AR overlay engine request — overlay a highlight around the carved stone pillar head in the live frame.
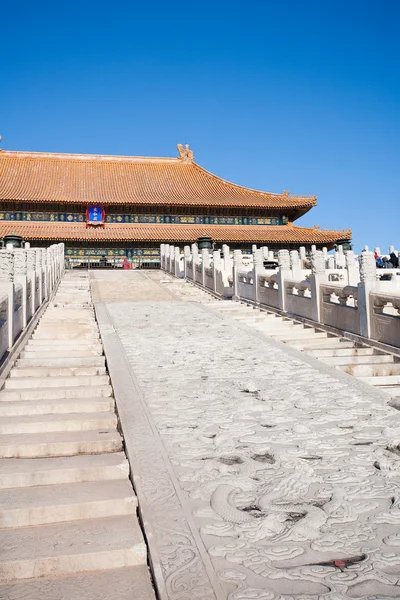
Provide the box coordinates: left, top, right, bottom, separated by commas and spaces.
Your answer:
13, 249, 27, 276
35, 249, 42, 269
184, 245, 191, 257
310, 250, 325, 275
359, 251, 376, 283
213, 250, 221, 267
0, 250, 14, 282
290, 250, 300, 268
253, 249, 263, 266
26, 249, 36, 272
345, 250, 355, 267
233, 249, 243, 267
278, 249, 290, 271
201, 248, 210, 267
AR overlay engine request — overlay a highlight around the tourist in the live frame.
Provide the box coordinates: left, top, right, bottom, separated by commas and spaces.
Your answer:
390, 252, 399, 268
375, 251, 383, 268
123, 257, 130, 270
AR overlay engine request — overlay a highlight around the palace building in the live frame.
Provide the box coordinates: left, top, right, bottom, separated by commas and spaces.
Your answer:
0, 143, 351, 265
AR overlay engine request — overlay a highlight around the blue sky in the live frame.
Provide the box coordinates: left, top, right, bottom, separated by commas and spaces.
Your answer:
1, 0, 399, 252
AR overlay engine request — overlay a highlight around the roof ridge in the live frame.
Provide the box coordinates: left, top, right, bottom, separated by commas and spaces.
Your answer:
192, 162, 317, 202
0, 150, 181, 164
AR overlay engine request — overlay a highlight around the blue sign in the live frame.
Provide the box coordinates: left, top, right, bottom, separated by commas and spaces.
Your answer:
86, 205, 104, 226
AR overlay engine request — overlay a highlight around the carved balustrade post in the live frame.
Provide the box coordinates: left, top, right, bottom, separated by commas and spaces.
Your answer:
232, 250, 243, 301
174, 247, 182, 278
41, 248, 48, 300
0, 250, 15, 349
253, 249, 264, 306
212, 250, 221, 294
47, 247, 54, 296
201, 248, 210, 288
322, 247, 328, 267
309, 250, 326, 323
345, 250, 358, 286
358, 251, 376, 338
290, 250, 301, 280
192, 243, 199, 269
277, 249, 291, 312
13, 249, 28, 329
183, 245, 191, 279
169, 246, 175, 276
160, 244, 166, 270
299, 246, 306, 268
222, 244, 231, 275
252, 244, 257, 255
58, 243, 65, 279
35, 248, 43, 304
261, 246, 269, 260
26, 248, 37, 315
164, 244, 170, 273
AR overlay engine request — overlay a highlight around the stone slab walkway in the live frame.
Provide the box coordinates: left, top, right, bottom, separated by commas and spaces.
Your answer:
95, 272, 400, 600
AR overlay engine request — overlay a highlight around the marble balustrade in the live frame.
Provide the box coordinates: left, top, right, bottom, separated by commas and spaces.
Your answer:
0, 243, 64, 359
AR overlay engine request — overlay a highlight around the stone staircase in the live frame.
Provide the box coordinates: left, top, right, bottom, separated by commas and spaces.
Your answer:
164, 279, 400, 400
212, 302, 400, 397
0, 272, 155, 599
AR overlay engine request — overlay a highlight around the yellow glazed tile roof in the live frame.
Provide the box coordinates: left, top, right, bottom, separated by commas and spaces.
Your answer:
0, 146, 317, 210
0, 221, 351, 244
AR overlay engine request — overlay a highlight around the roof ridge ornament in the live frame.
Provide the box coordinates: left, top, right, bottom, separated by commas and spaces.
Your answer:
177, 143, 194, 162
0, 135, 2, 151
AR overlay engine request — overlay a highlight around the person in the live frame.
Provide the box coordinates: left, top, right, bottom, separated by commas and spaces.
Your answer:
390, 252, 399, 268
123, 257, 130, 270
382, 257, 392, 268
375, 251, 383, 268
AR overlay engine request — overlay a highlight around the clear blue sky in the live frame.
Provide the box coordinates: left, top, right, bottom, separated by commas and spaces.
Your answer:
1, 0, 399, 252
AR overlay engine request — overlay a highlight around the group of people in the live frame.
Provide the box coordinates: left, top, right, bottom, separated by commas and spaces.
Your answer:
374, 251, 399, 269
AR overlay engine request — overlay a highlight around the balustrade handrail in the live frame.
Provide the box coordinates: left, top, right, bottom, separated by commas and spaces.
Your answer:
161, 243, 400, 349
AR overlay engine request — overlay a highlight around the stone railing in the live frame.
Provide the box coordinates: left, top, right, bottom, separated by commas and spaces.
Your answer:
161, 244, 400, 349
0, 243, 64, 361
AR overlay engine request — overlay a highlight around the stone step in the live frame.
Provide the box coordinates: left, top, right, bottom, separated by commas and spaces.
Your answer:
305, 346, 375, 357
360, 375, 400, 386
232, 315, 270, 322
0, 397, 114, 417
0, 515, 146, 582
0, 412, 117, 434
36, 325, 99, 335
51, 302, 92, 309
27, 338, 102, 347
321, 354, 394, 366
16, 356, 106, 368
0, 430, 122, 458
21, 348, 103, 358
54, 297, 91, 304
0, 566, 156, 599
248, 320, 301, 330
5, 374, 110, 389
341, 363, 400, 377
270, 330, 328, 341
0, 452, 129, 489
43, 309, 95, 320
0, 479, 136, 528
10, 365, 107, 378
291, 339, 354, 350
0, 384, 113, 401
32, 331, 100, 340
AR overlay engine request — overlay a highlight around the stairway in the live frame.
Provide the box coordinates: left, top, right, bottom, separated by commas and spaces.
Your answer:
162, 278, 400, 400
0, 272, 155, 599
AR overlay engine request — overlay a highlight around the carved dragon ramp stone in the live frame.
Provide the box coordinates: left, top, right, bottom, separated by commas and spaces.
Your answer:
97, 293, 400, 600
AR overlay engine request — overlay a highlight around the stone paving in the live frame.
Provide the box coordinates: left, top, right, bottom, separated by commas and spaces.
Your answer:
96, 271, 400, 600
